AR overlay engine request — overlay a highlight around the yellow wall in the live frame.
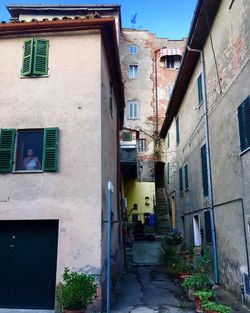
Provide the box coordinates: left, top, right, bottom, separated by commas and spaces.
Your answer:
123, 179, 155, 223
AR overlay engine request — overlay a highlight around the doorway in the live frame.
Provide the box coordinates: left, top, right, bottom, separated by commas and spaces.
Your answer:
0, 220, 59, 309
193, 215, 201, 246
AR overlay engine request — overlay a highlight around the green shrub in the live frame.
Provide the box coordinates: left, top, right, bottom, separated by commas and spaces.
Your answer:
194, 249, 211, 274
160, 240, 179, 265
194, 290, 214, 302
165, 232, 183, 245
170, 259, 192, 274
182, 273, 212, 291
202, 301, 232, 313
56, 267, 97, 311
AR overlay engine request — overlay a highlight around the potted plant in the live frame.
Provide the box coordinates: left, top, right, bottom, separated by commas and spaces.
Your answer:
193, 290, 215, 313
165, 232, 183, 246
202, 301, 232, 313
182, 273, 212, 300
56, 267, 97, 313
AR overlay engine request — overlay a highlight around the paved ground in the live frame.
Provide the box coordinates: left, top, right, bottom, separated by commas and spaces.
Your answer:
111, 266, 195, 313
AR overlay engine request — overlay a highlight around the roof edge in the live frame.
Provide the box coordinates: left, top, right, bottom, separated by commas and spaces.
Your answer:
160, 0, 221, 138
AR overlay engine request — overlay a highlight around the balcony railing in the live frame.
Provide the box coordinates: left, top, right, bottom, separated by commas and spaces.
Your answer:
120, 148, 137, 164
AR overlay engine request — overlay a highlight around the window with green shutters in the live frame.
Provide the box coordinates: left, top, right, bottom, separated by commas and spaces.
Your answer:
42, 128, 59, 171
0, 129, 16, 172
0, 128, 58, 173
21, 38, 49, 76
167, 162, 170, 184
204, 210, 213, 244
201, 144, 208, 197
197, 73, 203, 106
238, 96, 250, 152
122, 132, 132, 141
167, 132, 170, 148
179, 167, 183, 192
184, 164, 189, 191
176, 116, 180, 144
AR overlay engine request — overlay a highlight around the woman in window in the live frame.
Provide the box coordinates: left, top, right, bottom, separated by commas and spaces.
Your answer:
23, 148, 41, 171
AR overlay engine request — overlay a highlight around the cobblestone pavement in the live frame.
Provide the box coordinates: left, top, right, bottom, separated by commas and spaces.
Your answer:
111, 266, 195, 313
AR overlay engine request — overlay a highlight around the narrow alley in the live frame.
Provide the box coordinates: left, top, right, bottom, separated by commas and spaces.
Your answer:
111, 265, 250, 313
111, 266, 194, 313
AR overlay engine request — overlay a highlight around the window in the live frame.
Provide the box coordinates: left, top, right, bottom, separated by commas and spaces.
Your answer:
138, 139, 146, 152
109, 81, 113, 118
197, 73, 204, 105
15, 130, 43, 171
122, 132, 132, 141
167, 132, 170, 148
165, 55, 182, 69
176, 116, 180, 144
193, 215, 201, 246
238, 96, 250, 152
179, 167, 183, 192
201, 144, 208, 197
129, 65, 138, 79
0, 128, 59, 173
167, 85, 174, 99
21, 38, 49, 76
127, 100, 139, 119
204, 211, 213, 244
167, 162, 170, 184
184, 164, 189, 191
128, 45, 138, 55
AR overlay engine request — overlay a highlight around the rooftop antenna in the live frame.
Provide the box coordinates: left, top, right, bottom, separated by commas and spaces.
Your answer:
131, 13, 137, 28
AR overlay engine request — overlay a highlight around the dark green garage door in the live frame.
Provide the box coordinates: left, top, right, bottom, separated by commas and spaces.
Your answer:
0, 220, 58, 309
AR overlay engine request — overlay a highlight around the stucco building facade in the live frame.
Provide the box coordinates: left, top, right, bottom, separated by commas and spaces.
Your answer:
161, 0, 250, 302
120, 29, 186, 227
0, 5, 124, 311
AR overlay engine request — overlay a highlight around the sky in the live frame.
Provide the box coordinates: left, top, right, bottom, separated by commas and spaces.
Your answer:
0, 0, 197, 39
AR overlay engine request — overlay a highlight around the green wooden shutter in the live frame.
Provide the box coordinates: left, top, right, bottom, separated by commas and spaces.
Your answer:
176, 117, 180, 144
198, 73, 203, 105
201, 144, 208, 197
167, 133, 170, 148
22, 39, 34, 76
179, 167, 183, 192
204, 210, 213, 243
122, 132, 132, 141
33, 39, 49, 75
238, 96, 250, 152
167, 162, 170, 184
184, 164, 189, 190
42, 128, 59, 172
0, 129, 16, 173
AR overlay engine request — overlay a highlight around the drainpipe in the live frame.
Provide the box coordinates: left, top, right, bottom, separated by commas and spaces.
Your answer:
154, 48, 161, 134
107, 181, 113, 313
187, 46, 219, 285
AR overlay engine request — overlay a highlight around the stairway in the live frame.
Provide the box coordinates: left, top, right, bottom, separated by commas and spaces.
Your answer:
124, 245, 133, 271
155, 187, 171, 235
144, 224, 156, 235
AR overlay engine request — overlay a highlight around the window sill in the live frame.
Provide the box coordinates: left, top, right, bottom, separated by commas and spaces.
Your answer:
12, 170, 43, 174
127, 117, 139, 120
240, 146, 250, 157
20, 75, 49, 79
